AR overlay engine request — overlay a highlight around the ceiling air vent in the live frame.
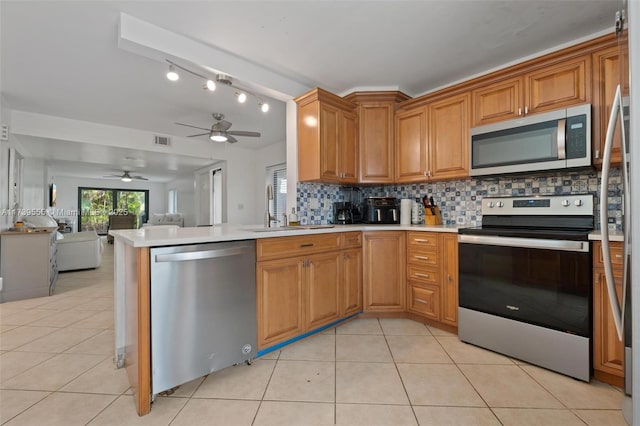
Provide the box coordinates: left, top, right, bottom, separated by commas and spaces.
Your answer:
154, 135, 171, 147
1, 124, 8, 141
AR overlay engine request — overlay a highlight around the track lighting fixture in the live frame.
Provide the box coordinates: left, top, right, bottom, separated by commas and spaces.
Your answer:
166, 65, 179, 81
164, 59, 270, 113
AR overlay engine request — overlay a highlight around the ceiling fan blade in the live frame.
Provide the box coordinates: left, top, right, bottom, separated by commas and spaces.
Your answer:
132, 176, 149, 181
226, 135, 238, 143
175, 122, 210, 131
187, 132, 210, 137
217, 120, 232, 131
102, 175, 121, 178
228, 130, 261, 137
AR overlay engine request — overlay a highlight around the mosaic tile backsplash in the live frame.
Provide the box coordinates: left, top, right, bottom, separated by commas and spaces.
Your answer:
296, 168, 623, 229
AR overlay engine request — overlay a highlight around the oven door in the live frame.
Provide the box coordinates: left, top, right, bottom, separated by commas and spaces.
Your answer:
458, 234, 592, 337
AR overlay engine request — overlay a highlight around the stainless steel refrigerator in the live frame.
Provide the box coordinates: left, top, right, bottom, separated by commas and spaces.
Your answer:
600, 1, 638, 423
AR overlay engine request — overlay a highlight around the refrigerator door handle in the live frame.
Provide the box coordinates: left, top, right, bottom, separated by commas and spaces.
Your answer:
600, 84, 625, 341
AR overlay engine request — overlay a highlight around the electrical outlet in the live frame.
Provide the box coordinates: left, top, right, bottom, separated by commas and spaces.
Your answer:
608, 218, 616, 232
0, 277, 3, 292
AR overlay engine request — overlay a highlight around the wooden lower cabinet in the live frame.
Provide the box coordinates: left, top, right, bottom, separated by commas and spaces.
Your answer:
440, 234, 459, 326
257, 233, 362, 349
256, 257, 306, 348
341, 247, 363, 316
306, 251, 341, 330
592, 240, 625, 386
363, 231, 406, 312
405, 232, 459, 328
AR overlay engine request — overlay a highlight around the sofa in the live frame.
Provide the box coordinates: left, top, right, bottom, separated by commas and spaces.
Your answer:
143, 213, 184, 227
57, 231, 103, 272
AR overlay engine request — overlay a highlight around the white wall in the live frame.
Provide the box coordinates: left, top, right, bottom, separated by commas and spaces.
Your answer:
52, 175, 166, 232
164, 174, 196, 227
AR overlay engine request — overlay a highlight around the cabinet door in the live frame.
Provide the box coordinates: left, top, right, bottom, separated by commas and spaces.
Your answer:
525, 56, 590, 114
306, 251, 341, 330
340, 110, 359, 183
593, 269, 624, 378
429, 93, 470, 180
395, 107, 428, 182
363, 231, 406, 312
257, 257, 305, 349
341, 248, 363, 317
319, 103, 341, 182
440, 234, 459, 326
359, 103, 395, 183
472, 77, 523, 126
592, 44, 628, 167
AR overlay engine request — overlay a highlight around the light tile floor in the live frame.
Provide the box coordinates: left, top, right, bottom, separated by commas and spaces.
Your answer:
0, 241, 629, 425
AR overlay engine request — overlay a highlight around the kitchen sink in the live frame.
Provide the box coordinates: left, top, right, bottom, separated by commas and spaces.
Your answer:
247, 225, 335, 232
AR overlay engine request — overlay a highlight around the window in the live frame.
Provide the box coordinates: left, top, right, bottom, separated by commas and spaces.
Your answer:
78, 187, 149, 234
266, 163, 287, 222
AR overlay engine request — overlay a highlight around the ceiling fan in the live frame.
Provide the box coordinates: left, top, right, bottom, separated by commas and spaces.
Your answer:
175, 113, 261, 143
103, 171, 149, 182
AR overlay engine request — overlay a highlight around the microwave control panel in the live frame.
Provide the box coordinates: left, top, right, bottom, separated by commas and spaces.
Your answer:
566, 114, 587, 159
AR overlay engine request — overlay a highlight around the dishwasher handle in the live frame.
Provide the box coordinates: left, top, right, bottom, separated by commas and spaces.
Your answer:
155, 246, 252, 263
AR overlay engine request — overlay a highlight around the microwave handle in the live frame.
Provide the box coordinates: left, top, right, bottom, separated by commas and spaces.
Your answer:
557, 118, 566, 160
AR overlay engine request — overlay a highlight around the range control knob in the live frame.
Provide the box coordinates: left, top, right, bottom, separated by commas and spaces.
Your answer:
561, 199, 571, 207
487, 201, 495, 208
574, 199, 583, 207
496, 201, 505, 208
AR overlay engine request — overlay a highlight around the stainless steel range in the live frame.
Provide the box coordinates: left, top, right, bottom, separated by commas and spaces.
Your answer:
458, 194, 594, 381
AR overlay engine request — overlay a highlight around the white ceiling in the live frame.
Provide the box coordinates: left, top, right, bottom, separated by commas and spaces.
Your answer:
0, 1, 618, 181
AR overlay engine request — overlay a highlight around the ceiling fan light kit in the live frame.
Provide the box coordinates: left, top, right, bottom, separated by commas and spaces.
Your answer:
103, 171, 149, 181
175, 113, 261, 144
165, 60, 268, 113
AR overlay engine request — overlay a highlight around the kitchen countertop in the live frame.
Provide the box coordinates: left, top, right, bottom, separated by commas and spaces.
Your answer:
109, 223, 460, 247
109, 223, 623, 247
588, 230, 625, 242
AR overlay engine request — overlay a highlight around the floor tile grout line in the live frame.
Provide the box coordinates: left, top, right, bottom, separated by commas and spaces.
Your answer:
380, 318, 420, 426
0, 389, 51, 425
514, 362, 574, 411
250, 350, 280, 426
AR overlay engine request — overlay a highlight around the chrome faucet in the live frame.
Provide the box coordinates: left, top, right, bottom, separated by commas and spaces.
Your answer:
264, 184, 276, 227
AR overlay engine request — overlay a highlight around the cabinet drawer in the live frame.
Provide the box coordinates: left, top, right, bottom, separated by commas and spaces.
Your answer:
407, 264, 439, 285
593, 241, 624, 269
341, 232, 362, 249
407, 232, 438, 248
407, 249, 438, 267
257, 233, 341, 261
407, 283, 440, 320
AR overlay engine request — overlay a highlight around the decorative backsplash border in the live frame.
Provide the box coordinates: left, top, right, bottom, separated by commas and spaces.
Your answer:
297, 168, 623, 229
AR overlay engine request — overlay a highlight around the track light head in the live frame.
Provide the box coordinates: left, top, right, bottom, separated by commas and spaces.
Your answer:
205, 80, 216, 91
166, 65, 179, 81
236, 92, 247, 103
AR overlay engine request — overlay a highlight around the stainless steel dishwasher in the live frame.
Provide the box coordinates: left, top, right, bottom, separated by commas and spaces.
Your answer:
150, 240, 256, 395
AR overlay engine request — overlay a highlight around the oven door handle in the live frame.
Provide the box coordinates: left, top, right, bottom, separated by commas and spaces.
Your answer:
458, 234, 589, 252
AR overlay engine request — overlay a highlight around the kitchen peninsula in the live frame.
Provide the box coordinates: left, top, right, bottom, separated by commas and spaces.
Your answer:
110, 223, 458, 415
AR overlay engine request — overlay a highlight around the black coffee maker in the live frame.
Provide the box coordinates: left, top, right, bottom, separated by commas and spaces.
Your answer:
334, 201, 356, 224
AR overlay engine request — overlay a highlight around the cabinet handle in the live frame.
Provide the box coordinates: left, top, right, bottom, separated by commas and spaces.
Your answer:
448, 274, 452, 283
595, 149, 600, 159
525, 106, 529, 115
300, 243, 314, 248
415, 298, 428, 304
415, 255, 430, 260
415, 273, 430, 278
343, 253, 350, 260
428, 171, 432, 177
414, 238, 430, 243
518, 107, 522, 116
615, 254, 623, 258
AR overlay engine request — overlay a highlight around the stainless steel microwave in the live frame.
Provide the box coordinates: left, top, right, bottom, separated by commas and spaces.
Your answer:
469, 104, 591, 177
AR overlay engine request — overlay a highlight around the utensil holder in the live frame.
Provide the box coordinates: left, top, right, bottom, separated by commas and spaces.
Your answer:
424, 206, 443, 225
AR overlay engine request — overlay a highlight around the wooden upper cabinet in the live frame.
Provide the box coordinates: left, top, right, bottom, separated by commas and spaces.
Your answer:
295, 88, 357, 183
345, 91, 411, 184
395, 107, 428, 182
472, 77, 522, 126
429, 93, 470, 181
525, 55, 590, 114
471, 55, 590, 127
592, 42, 628, 167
